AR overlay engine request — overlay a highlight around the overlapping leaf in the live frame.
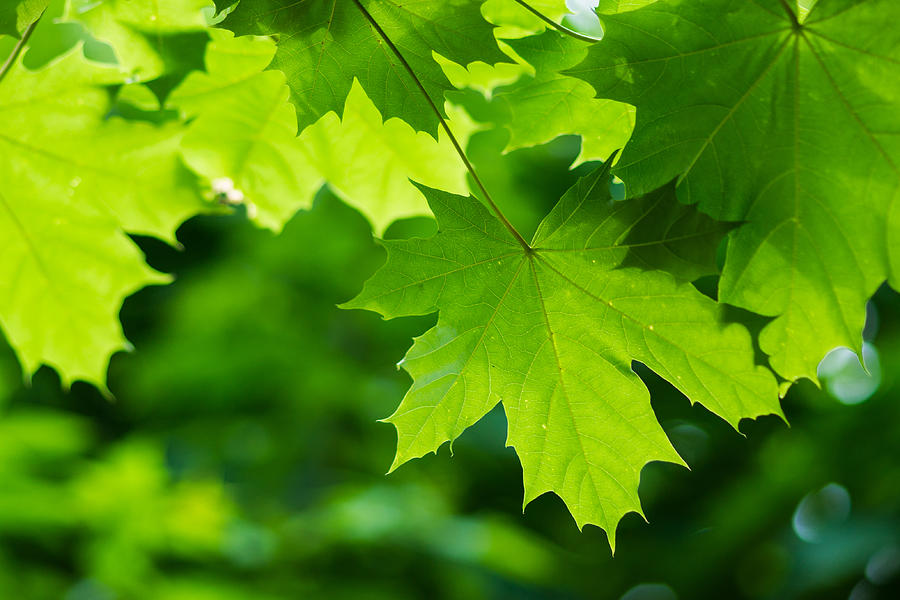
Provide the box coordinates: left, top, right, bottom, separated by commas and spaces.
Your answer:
298, 86, 472, 234
168, 30, 470, 234
436, 0, 591, 98
489, 31, 634, 165
216, 0, 509, 135
345, 162, 780, 547
567, 0, 900, 382
482, 0, 570, 37
66, 0, 210, 83
442, 6, 634, 165
168, 30, 323, 230
0, 47, 202, 387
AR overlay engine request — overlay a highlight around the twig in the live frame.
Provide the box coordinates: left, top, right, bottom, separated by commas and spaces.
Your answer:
511, 0, 600, 43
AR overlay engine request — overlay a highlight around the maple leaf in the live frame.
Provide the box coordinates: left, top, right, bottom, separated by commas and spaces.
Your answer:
566, 0, 900, 383
344, 161, 780, 548
0, 47, 202, 388
168, 29, 470, 234
217, 0, 510, 135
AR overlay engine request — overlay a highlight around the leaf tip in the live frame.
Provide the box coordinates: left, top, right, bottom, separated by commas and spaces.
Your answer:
385, 449, 404, 475
605, 526, 617, 556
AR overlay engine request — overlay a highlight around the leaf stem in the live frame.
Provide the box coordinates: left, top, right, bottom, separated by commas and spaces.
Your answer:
0, 10, 44, 86
349, 0, 531, 250
511, 0, 600, 43
777, 0, 802, 29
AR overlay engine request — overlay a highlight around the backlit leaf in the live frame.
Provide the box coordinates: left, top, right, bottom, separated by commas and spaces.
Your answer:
345, 161, 780, 548
567, 0, 900, 382
0, 48, 201, 387
217, 0, 509, 135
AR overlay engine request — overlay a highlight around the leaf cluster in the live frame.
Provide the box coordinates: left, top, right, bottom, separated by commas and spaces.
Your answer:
1, 0, 897, 547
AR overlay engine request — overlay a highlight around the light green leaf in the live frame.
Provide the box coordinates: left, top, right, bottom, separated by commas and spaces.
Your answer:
567, 0, 900, 383
168, 30, 322, 231
437, 48, 530, 99
300, 83, 472, 235
0, 47, 202, 388
595, 0, 657, 14
494, 31, 634, 165
217, 0, 509, 135
436, 0, 574, 97
797, 0, 819, 21
169, 30, 470, 234
482, 0, 571, 38
65, 0, 210, 82
345, 162, 779, 548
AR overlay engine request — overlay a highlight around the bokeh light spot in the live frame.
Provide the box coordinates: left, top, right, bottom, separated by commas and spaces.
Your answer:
620, 583, 678, 600
865, 545, 900, 585
817, 343, 881, 405
792, 483, 851, 543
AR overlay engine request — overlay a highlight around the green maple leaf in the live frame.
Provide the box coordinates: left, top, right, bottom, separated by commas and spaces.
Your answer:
217, 0, 509, 135
0, 0, 48, 37
0, 47, 202, 388
566, 0, 900, 383
169, 29, 471, 234
345, 161, 780, 548
490, 31, 634, 166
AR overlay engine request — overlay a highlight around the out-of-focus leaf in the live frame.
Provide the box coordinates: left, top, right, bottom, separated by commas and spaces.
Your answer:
482, 0, 570, 37
65, 0, 210, 82
596, 0, 657, 14
168, 30, 322, 231
169, 30, 470, 234
0, 48, 201, 387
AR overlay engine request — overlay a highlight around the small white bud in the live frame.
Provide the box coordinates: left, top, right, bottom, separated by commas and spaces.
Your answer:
225, 188, 245, 204
211, 177, 235, 195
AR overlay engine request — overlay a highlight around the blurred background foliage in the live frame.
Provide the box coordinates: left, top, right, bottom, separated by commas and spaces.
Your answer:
0, 130, 898, 599
1, 1, 899, 598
